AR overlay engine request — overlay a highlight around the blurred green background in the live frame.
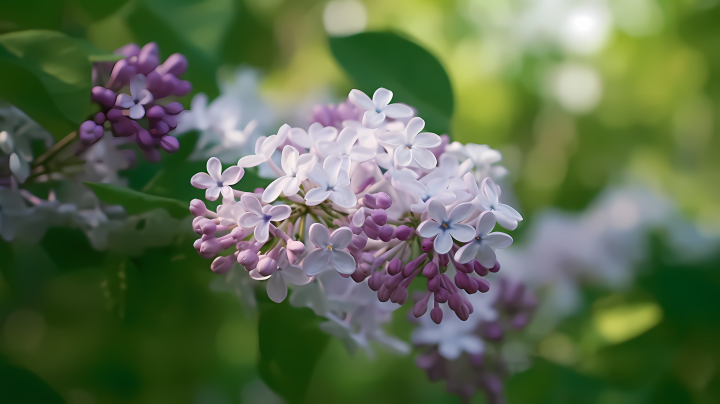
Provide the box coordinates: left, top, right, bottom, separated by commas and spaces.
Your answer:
1, 0, 720, 403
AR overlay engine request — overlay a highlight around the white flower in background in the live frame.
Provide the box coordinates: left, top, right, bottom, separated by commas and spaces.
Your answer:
267, 248, 312, 303
418, 200, 476, 254
191, 157, 244, 201
420, 153, 474, 190
262, 146, 316, 203
238, 194, 291, 243
237, 135, 281, 168
398, 178, 456, 213
8, 153, 30, 183
469, 175, 523, 230
302, 224, 355, 275
445, 142, 507, 181
455, 211, 513, 267
305, 155, 356, 208
115, 74, 153, 119
378, 117, 441, 169
289, 122, 337, 149
349, 87, 413, 128
317, 126, 376, 170
375, 149, 419, 184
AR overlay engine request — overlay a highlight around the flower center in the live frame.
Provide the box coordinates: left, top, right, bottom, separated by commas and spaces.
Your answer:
327, 245, 333, 250
405, 146, 410, 150
475, 236, 481, 241
216, 181, 224, 187
133, 99, 139, 104
442, 223, 448, 228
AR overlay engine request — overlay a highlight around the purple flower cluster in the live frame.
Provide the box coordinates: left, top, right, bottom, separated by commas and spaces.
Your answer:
415, 278, 537, 404
310, 99, 364, 130
81, 42, 190, 161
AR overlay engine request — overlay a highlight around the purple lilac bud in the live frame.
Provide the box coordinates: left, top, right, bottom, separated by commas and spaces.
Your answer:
93, 112, 106, 125
427, 275, 441, 292
211, 255, 235, 274
79, 120, 104, 145
387, 258, 402, 275
159, 135, 179, 153
368, 272, 384, 291
257, 257, 277, 276
189, 199, 209, 216
422, 262, 439, 278
474, 260, 489, 276
430, 307, 443, 324
115, 43, 140, 58
395, 225, 412, 240
402, 253, 428, 278
156, 53, 188, 76
370, 209, 387, 226
91, 86, 116, 107
490, 262, 501, 273
421, 238, 434, 252
378, 225, 394, 242
238, 250, 259, 270
137, 42, 159, 75
438, 254, 449, 267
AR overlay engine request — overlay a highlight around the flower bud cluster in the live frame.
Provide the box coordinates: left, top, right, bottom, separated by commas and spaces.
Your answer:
82, 42, 191, 161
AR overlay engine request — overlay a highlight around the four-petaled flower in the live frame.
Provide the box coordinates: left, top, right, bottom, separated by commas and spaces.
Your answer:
467, 174, 523, 230
238, 194, 291, 243
237, 134, 280, 168
305, 155, 357, 208
267, 248, 312, 303
262, 145, 317, 203
116, 74, 154, 119
289, 122, 337, 149
191, 157, 244, 201
349, 88, 413, 128
302, 224, 356, 275
399, 178, 456, 213
378, 117, 441, 169
418, 200, 476, 254
455, 211, 513, 267
317, 126, 376, 171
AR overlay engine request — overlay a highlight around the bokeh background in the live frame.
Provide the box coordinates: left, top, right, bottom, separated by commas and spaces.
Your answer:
1, 0, 720, 403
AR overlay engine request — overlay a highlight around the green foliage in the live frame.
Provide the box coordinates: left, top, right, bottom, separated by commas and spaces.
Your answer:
257, 293, 330, 403
0, 361, 66, 404
0, 30, 115, 140
85, 182, 189, 219
329, 32, 454, 135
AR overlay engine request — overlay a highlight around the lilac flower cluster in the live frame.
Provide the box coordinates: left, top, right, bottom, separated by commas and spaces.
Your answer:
82, 42, 191, 161
413, 277, 537, 403
188, 87, 521, 325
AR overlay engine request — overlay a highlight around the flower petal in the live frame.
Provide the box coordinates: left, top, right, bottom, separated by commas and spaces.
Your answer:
309, 122, 338, 142
238, 212, 263, 229
237, 154, 267, 168
282, 177, 301, 197
221, 166, 244, 185
255, 221, 270, 242
317, 140, 342, 159
434, 231, 453, 254
190, 172, 215, 189
337, 126, 358, 154
484, 232, 513, 249
240, 194, 264, 216
309, 223, 331, 248
129, 104, 145, 120
349, 146, 376, 162
289, 128, 312, 148
482, 177, 500, 204
205, 186, 221, 201
266, 204, 291, 221
496, 203, 523, 221
328, 186, 357, 208
262, 176, 291, 203
475, 211, 497, 236
249, 269, 271, 281
449, 223, 476, 243
282, 265, 312, 285
330, 227, 353, 249
455, 241, 480, 264
395, 147, 413, 166
206, 157, 222, 181
493, 211, 518, 231
412, 132, 441, 148
349, 89, 375, 111
405, 117, 425, 142
304, 187, 331, 206
427, 200, 448, 223
411, 147, 438, 169
373, 87, 393, 109
302, 248, 331, 276
281, 145, 298, 175
129, 74, 146, 99
267, 273, 288, 303
363, 110, 385, 128
418, 220, 442, 238
377, 132, 406, 147
116, 93, 135, 108
138, 89, 154, 105
448, 202, 475, 224
475, 243, 497, 268
330, 250, 356, 274
323, 155, 343, 186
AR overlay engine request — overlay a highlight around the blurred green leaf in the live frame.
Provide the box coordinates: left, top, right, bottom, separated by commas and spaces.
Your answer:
75, 0, 131, 21
0, 1, 64, 34
85, 182, 189, 218
0, 30, 115, 139
507, 359, 605, 404
257, 293, 330, 403
0, 360, 66, 403
329, 32, 454, 134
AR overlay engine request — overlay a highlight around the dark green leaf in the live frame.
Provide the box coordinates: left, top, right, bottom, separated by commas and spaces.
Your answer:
85, 182, 189, 219
0, 361, 66, 404
329, 32, 454, 134
257, 293, 330, 403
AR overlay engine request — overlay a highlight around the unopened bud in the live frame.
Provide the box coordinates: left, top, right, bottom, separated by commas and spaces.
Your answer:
421, 238, 434, 252
256, 257, 277, 276
395, 225, 412, 241
378, 225, 394, 242
490, 261, 501, 273
430, 307, 443, 324
211, 255, 234, 274
371, 209, 387, 226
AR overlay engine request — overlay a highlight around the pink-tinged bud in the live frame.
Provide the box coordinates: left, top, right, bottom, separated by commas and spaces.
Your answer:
395, 225, 412, 241
189, 199, 208, 216
371, 209, 387, 226
403, 253, 427, 278
363, 216, 380, 239
427, 275, 441, 292
456, 303, 470, 321
164, 102, 184, 116
474, 260, 489, 276
137, 42, 159, 75
236, 240, 255, 251
476, 277, 490, 293
93, 112, 106, 125
350, 267, 367, 283
430, 307, 443, 324
422, 262, 439, 278
201, 221, 216, 235
137, 129, 155, 149
387, 258, 402, 275
151, 120, 170, 136
438, 254, 449, 267
231, 228, 245, 240
159, 135, 179, 153
375, 192, 392, 209
257, 257, 278, 276
448, 293, 463, 311
390, 287, 408, 304
174, 80, 192, 96
351, 233, 368, 250
435, 288, 449, 303
490, 261, 501, 273
379, 225, 394, 242
193, 238, 202, 252
464, 277, 479, 294
349, 221, 362, 235
211, 255, 234, 274
413, 295, 430, 317
363, 193, 377, 209
146, 105, 165, 119
106, 108, 124, 123
455, 271, 470, 289
377, 285, 392, 302
384, 273, 404, 290
92, 86, 116, 108
192, 217, 207, 234
286, 240, 305, 264
455, 261, 474, 273
237, 250, 259, 270
464, 298, 474, 315
368, 272, 384, 291
108, 59, 137, 88
115, 43, 140, 58
158, 53, 187, 76
421, 238, 434, 252
79, 121, 104, 145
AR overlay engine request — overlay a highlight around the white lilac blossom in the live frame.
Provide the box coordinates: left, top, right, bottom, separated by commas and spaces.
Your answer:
349, 88, 413, 128
266, 248, 312, 303
378, 117, 441, 169
115, 74, 154, 119
191, 157, 244, 201
446, 142, 508, 181
188, 87, 525, 332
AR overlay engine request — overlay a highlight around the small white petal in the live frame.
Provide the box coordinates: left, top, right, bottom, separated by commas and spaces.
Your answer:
475, 243, 497, 268
448, 203, 475, 224
238, 212, 263, 229
116, 93, 135, 108
309, 223, 331, 248
330, 250, 356, 274
262, 176, 292, 203
395, 147, 413, 166
413, 132, 442, 148
455, 241, 480, 264
434, 231, 453, 254
281, 265, 312, 285
241, 194, 264, 216
349, 89, 375, 111
484, 232, 513, 249
302, 248, 331, 275
266, 204, 291, 221
237, 154, 267, 168
377, 132, 406, 147
327, 186, 357, 208
330, 227, 353, 249
411, 147, 437, 169
475, 211, 497, 236
405, 117, 425, 142
221, 166, 244, 185
362, 110, 385, 128
267, 273, 288, 303
449, 223, 476, 243
382, 103, 413, 118
417, 220, 442, 238
304, 188, 331, 206
190, 172, 215, 189
206, 157, 223, 181
427, 200, 448, 223
205, 186, 221, 201
255, 221, 270, 242
129, 104, 145, 120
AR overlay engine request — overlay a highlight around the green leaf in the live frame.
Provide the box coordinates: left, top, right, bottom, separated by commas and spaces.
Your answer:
0, 361, 66, 404
329, 32, 454, 134
257, 293, 330, 403
0, 30, 117, 139
85, 182, 189, 219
